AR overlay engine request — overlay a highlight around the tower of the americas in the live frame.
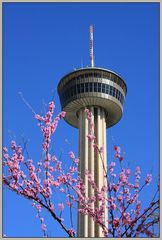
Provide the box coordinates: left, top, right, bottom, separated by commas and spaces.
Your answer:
57, 25, 127, 237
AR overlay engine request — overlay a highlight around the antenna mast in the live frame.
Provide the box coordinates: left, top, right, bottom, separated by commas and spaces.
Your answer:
89, 25, 94, 67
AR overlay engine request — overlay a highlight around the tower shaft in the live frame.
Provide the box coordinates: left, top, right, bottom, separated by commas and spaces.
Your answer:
78, 106, 108, 237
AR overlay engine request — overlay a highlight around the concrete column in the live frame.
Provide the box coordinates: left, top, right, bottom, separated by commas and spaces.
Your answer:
102, 108, 108, 229
88, 106, 95, 237
78, 108, 88, 237
78, 106, 107, 237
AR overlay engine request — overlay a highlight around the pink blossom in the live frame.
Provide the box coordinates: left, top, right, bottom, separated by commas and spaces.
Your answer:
145, 174, 152, 185
43, 161, 49, 169
99, 146, 104, 153
89, 196, 96, 203
110, 162, 116, 167
48, 166, 54, 172
46, 187, 52, 195
40, 217, 44, 223
72, 178, 77, 183
67, 228, 75, 236
126, 168, 131, 176
48, 101, 55, 113
49, 204, 54, 211
110, 203, 116, 210
87, 134, 95, 142
42, 143, 48, 151
134, 183, 139, 189
117, 195, 123, 201
135, 166, 141, 174
10, 183, 18, 190
41, 223, 47, 231
59, 188, 64, 192
115, 153, 121, 159
119, 170, 127, 184
84, 108, 89, 113
111, 173, 116, 177
113, 218, 120, 228
111, 184, 119, 192
69, 151, 75, 159
93, 144, 99, 152
74, 158, 79, 164
124, 188, 129, 194
35, 114, 44, 121
59, 111, 66, 118
114, 145, 120, 153
87, 111, 92, 119
66, 200, 72, 208
52, 180, 60, 187
3, 147, 8, 152
58, 203, 64, 212
3, 154, 9, 160
44, 179, 50, 187
98, 193, 104, 201
51, 155, 57, 162
69, 166, 77, 173
135, 201, 141, 215
11, 140, 16, 150
36, 205, 42, 212
119, 156, 124, 161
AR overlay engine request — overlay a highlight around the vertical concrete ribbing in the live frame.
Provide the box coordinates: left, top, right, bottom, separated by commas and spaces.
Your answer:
103, 110, 108, 229
78, 109, 82, 237
84, 110, 88, 237
78, 106, 107, 237
78, 108, 88, 237
88, 106, 95, 237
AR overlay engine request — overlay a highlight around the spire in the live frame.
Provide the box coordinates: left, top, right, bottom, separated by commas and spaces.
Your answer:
89, 25, 94, 67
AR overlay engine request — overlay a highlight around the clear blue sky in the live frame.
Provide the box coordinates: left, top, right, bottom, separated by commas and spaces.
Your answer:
3, 2, 159, 237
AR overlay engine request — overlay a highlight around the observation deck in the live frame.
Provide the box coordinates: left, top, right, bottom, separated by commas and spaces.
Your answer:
57, 67, 127, 128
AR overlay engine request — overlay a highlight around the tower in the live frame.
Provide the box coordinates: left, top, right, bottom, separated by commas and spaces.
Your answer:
57, 25, 127, 237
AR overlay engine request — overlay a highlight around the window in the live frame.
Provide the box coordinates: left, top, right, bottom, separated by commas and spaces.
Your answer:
110, 86, 113, 96
66, 90, 69, 99
116, 89, 119, 98
89, 73, 93, 78
112, 88, 116, 97
102, 83, 106, 93
103, 73, 107, 79
114, 76, 117, 84
74, 86, 76, 95
70, 86, 73, 97
106, 85, 110, 94
85, 83, 89, 92
81, 83, 84, 93
94, 82, 97, 92
89, 83, 93, 92
117, 90, 121, 101
98, 83, 101, 92
94, 73, 97, 77
107, 73, 111, 79
77, 84, 80, 94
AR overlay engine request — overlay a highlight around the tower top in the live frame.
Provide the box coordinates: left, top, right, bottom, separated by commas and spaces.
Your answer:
89, 25, 94, 67
57, 26, 127, 129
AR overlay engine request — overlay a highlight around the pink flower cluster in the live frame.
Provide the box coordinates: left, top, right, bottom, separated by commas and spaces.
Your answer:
3, 102, 159, 238
85, 108, 95, 143
35, 101, 66, 151
145, 174, 152, 185
114, 145, 123, 161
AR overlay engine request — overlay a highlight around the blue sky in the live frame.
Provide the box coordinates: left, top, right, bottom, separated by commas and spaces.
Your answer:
3, 2, 159, 237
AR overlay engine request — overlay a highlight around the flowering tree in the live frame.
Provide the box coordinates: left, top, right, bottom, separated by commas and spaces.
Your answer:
3, 101, 159, 237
